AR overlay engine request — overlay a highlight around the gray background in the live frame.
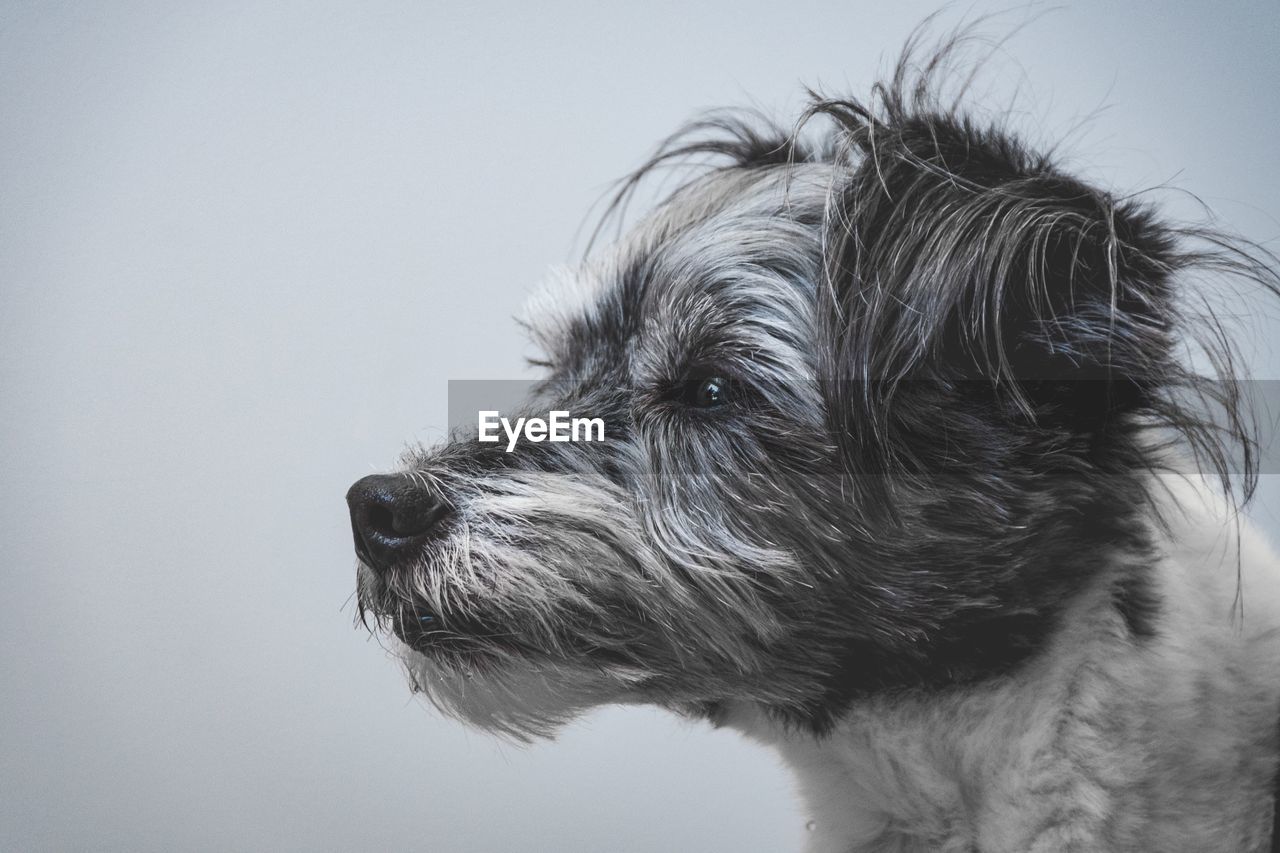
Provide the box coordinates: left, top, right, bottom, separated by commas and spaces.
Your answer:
2, 2, 1278, 851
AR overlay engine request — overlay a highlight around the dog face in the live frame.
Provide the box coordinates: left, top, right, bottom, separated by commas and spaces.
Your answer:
349, 51, 1267, 741
354, 167, 860, 739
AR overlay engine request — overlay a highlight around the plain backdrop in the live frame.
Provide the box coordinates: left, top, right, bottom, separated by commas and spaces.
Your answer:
2, 2, 1279, 851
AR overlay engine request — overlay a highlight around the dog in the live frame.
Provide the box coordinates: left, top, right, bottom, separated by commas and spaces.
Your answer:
346, 30, 1280, 852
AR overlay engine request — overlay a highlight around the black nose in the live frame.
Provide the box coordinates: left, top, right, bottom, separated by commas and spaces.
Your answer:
346, 474, 450, 572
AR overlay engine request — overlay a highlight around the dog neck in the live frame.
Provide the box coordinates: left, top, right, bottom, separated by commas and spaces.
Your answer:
724, 479, 1280, 853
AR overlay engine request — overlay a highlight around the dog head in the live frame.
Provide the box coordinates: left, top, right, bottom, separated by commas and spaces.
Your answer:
348, 40, 1275, 740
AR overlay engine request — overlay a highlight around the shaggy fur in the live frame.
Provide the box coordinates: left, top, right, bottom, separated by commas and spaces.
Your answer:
348, 27, 1280, 851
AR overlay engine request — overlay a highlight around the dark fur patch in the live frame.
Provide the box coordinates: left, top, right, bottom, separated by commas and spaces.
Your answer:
1112, 570, 1161, 640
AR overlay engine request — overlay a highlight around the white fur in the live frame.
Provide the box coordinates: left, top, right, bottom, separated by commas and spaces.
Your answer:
728, 476, 1280, 852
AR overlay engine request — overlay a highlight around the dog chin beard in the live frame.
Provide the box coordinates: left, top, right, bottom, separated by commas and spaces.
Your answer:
389, 635, 645, 742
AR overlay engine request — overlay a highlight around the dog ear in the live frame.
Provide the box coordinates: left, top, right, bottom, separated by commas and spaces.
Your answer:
816, 108, 1182, 453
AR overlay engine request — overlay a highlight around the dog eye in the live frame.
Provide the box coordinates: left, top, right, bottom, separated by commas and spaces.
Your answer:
685, 377, 731, 409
